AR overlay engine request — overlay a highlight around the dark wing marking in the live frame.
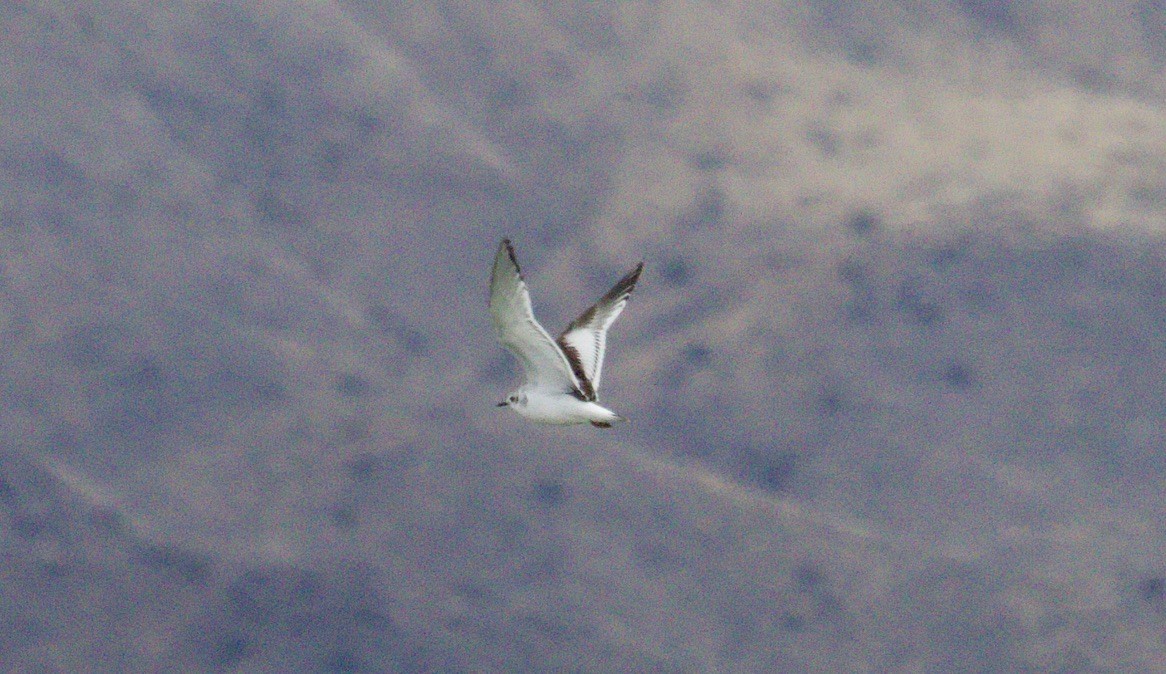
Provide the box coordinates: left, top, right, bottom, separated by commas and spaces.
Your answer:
557, 261, 643, 401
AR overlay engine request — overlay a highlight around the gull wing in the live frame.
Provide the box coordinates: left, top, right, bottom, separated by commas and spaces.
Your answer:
489, 239, 583, 394
557, 261, 643, 401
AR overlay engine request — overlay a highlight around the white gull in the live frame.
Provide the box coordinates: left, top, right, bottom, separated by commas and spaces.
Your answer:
489, 239, 643, 427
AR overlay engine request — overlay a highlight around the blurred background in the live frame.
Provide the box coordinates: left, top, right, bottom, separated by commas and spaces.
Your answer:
4, 1, 1166, 671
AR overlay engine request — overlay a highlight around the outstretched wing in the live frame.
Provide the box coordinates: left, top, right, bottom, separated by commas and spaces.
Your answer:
557, 261, 643, 401
489, 239, 583, 394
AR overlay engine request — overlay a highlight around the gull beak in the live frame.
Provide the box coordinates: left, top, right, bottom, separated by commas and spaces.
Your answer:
496, 401, 508, 407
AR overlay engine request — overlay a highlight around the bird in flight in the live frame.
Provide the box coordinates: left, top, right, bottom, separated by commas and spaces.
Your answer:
489, 239, 643, 427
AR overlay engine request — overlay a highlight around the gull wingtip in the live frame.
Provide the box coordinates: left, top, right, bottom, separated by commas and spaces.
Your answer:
500, 238, 521, 270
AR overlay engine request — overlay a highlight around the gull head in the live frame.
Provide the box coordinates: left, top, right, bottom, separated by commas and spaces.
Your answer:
497, 390, 527, 409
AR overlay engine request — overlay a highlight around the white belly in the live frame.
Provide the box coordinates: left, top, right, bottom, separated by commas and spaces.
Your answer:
518, 392, 618, 425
